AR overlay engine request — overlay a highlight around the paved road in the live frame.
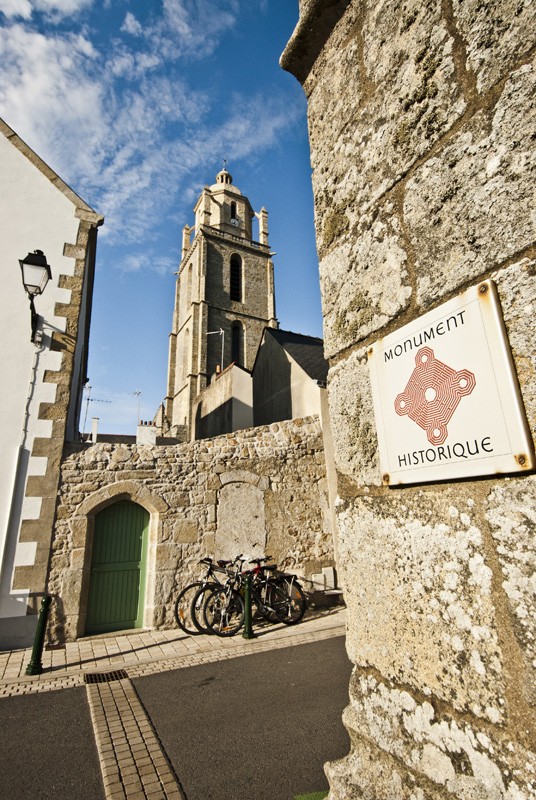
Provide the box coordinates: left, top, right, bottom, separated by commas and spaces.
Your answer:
0, 686, 105, 800
134, 635, 352, 800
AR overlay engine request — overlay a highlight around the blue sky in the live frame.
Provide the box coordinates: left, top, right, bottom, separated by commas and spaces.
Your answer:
0, 0, 322, 434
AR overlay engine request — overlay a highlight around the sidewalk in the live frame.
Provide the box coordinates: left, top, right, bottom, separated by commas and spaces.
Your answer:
0, 605, 346, 697
0, 607, 346, 800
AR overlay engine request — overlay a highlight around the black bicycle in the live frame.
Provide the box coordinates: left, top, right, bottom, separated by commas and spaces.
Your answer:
174, 557, 230, 635
199, 556, 307, 637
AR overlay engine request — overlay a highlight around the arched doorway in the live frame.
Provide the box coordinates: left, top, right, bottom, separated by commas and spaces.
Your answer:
85, 500, 149, 635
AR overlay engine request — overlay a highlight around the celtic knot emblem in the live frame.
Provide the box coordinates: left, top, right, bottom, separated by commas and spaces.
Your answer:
394, 347, 476, 445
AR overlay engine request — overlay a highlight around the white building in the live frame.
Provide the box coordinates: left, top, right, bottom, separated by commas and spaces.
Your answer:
0, 119, 103, 648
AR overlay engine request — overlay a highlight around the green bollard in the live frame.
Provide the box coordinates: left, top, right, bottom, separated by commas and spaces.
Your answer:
25, 595, 52, 676
242, 573, 255, 639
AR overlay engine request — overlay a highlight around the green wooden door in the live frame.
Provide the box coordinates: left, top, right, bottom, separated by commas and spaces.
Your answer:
85, 501, 149, 635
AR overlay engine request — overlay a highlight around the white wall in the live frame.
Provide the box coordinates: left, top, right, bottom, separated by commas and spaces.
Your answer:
290, 359, 323, 420
0, 132, 80, 622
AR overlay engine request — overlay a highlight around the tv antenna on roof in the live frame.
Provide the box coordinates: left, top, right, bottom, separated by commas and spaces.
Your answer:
132, 390, 142, 425
82, 384, 111, 439
207, 328, 224, 372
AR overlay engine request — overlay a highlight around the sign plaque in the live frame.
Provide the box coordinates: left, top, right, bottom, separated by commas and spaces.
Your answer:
368, 280, 534, 485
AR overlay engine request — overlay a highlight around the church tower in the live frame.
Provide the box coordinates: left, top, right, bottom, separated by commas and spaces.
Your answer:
163, 168, 278, 437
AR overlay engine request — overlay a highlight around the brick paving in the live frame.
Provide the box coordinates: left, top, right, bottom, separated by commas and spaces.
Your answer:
0, 606, 345, 799
87, 678, 185, 800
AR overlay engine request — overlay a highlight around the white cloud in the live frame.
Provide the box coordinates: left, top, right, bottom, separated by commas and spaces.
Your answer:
0, 0, 93, 19
0, 24, 106, 179
147, 0, 240, 59
0, 3, 302, 259
121, 11, 142, 37
35, 0, 93, 13
0, 0, 31, 18
117, 251, 176, 276
108, 47, 161, 79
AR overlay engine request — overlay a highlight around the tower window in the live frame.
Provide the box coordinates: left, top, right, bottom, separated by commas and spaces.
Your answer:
230, 254, 242, 302
230, 201, 237, 220
231, 322, 244, 365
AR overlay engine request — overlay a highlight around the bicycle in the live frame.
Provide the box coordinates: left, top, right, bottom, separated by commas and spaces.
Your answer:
200, 556, 307, 636
174, 557, 229, 635
192, 555, 268, 637
268, 572, 306, 625
202, 583, 245, 636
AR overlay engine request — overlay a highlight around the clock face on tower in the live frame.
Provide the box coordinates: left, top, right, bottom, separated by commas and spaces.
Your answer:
230, 218, 239, 226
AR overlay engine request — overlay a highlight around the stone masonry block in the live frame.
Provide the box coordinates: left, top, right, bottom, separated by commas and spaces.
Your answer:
172, 520, 198, 544
19, 519, 50, 543
327, 349, 381, 488
325, 731, 439, 800
335, 488, 507, 720
404, 61, 536, 307
220, 470, 260, 486
320, 205, 412, 357
307, 0, 466, 238
486, 479, 536, 706
452, 0, 536, 94
12, 564, 47, 592
339, 673, 536, 798
25, 473, 59, 498
492, 260, 536, 443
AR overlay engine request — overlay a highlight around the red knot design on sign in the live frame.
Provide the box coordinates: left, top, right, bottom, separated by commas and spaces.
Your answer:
394, 346, 476, 445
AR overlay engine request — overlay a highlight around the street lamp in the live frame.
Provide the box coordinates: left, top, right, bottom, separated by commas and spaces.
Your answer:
19, 250, 52, 343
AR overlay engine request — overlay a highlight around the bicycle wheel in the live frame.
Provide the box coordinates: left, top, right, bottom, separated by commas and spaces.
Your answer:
174, 582, 204, 635
203, 587, 245, 637
190, 583, 221, 634
271, 577, 307, 625
254, 581, 280, 623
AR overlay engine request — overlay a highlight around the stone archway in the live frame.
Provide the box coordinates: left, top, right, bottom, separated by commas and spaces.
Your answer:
85, 500, 150, 635
61, 481, 168, 640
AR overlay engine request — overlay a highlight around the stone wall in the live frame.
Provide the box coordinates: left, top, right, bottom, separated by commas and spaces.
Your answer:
282, 1, 536, 798
47, 416, 333, 642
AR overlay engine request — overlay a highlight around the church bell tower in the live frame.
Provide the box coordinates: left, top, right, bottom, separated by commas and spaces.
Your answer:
163, 168, 278, 437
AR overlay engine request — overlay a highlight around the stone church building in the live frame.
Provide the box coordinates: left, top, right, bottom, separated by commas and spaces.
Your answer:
162, 168, 279, 439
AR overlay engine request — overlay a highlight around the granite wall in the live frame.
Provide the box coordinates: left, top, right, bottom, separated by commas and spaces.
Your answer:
47, 417, 333, 642
282, 1, 536, 797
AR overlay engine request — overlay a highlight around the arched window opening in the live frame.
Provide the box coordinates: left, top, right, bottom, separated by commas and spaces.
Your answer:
230, 201, 237, 221
230, 254, 242, 302
231, 322, 244, 366
186, 263, 193, 306
182, 328, 190, 382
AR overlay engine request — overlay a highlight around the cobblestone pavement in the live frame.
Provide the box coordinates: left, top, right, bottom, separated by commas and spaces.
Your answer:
0, 606, 346, 799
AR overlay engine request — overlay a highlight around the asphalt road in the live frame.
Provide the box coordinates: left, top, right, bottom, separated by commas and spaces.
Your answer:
134, 635, 352, 800
0, 685, 105, 800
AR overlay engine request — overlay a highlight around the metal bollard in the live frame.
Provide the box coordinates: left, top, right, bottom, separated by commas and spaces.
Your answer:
241, 573, 255, 639
25, 595, 52, 676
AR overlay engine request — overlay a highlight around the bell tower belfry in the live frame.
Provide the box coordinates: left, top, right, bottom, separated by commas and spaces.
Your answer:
163, 168, 278, 437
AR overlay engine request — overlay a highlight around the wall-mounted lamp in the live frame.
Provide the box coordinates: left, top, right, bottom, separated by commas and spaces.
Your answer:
19, 250, 52, 343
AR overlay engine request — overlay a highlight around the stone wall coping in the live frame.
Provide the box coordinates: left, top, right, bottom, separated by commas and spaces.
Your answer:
280, 0, 351, 84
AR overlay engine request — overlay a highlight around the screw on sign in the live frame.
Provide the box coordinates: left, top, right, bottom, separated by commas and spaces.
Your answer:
394, 347, 476, 445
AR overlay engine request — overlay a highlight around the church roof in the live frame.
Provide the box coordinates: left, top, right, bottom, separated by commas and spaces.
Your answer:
263, 328, 329, 385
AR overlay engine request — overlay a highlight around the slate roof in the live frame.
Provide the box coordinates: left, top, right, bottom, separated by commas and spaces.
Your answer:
263, 328, 329, 385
